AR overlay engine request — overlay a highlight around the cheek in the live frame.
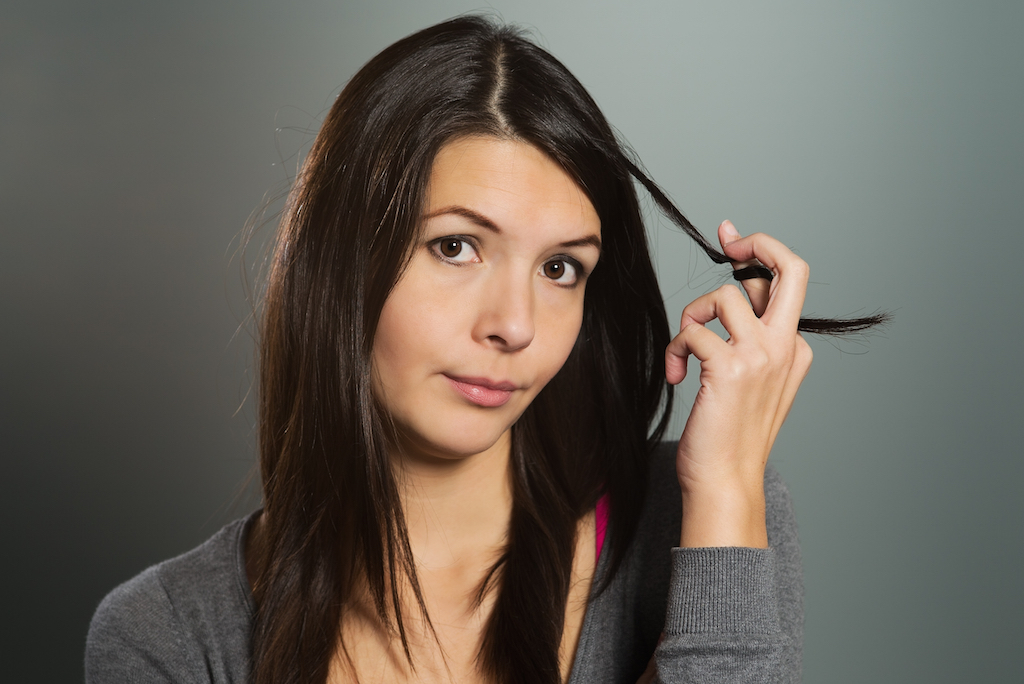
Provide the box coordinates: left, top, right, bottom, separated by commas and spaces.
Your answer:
371, 276, 460, 390
371, 290, 422, 398
535, 299, 586, 383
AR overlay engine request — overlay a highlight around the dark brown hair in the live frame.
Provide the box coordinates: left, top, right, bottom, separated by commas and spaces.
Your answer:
251, 15, 885, 684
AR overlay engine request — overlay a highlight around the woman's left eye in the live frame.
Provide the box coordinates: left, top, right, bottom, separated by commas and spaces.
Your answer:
541, 258, 580, 286
431, 237, 479, 263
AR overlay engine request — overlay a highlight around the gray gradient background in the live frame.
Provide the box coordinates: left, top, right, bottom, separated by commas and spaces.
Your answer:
3, 1, 1022, 681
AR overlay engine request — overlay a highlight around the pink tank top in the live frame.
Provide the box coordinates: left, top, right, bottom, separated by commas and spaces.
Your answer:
595, 493, 610, 562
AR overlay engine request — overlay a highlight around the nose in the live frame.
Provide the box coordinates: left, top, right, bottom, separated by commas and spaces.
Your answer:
473, 269, 535, 352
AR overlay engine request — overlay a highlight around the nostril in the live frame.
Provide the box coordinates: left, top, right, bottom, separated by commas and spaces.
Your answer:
488, 332, 530, 352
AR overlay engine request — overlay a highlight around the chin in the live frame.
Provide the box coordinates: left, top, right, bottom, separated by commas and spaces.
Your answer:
399, 434, 507, 463
395, 410, 518, 462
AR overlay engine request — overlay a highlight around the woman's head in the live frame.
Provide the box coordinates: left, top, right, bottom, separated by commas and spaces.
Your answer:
372, 135, 602, 464
254, 16, 670, 684
260, 14, 670, 489
253, 16, 886, 683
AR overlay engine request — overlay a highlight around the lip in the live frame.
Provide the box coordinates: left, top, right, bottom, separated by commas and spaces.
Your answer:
444, 375, 517, 408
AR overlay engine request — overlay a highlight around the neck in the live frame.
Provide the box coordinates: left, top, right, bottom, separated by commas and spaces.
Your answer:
394, 431, 514, 571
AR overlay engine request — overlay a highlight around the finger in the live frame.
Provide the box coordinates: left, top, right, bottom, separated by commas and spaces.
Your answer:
721, 232, 809, 332
665, 322, 729, 385
768, 334, 814, 445
678, 284, 761, 341
719, 221, 770, 316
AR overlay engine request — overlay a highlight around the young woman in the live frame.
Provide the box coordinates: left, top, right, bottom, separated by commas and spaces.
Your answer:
86, 16, 882, 684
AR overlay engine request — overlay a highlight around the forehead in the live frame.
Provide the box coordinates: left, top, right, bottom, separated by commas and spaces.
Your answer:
425, 136, 600, 238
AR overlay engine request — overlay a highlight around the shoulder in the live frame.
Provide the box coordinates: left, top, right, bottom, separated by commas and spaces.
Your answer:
85, 513, 257, 684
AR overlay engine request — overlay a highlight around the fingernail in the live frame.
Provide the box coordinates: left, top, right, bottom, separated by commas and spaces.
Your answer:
722, 220, 740, 241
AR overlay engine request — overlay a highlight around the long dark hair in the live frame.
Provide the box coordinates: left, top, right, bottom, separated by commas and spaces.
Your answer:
251, 15, 885, 684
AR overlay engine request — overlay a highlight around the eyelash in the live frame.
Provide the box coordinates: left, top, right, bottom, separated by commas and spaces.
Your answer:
427, 237, 588, 288
430, 236, 481, 264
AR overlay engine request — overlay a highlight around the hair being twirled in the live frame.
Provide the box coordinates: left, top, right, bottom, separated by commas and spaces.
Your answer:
250, 16, 887, 684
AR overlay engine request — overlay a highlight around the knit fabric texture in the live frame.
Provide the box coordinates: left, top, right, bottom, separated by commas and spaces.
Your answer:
86, 443, 803, 683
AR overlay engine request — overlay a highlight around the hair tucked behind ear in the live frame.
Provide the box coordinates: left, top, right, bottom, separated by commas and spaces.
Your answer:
250, 15, 887, 684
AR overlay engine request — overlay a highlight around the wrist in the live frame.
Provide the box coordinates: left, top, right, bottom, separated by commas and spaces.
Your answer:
679, 484, 768, 548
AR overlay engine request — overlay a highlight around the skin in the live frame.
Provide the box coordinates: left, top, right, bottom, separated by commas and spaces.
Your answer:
257, 135, 811, 683
371, 136, 602, 468
341, 136, 602, 683
667, 221, 813, 549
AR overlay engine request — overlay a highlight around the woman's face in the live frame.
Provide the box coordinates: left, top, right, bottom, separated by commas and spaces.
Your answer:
372, 136, 601, 463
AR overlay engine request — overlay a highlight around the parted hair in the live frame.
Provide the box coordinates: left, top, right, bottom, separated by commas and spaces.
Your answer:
251, 15, 884, 684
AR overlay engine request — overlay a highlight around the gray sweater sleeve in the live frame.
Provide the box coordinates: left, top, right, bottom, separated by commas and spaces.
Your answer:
85, 447, 801, 683
652, 466, 803, 683
567, 445, 802, 684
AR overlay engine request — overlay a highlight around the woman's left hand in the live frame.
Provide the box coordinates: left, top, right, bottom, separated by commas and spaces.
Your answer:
665, 221, 812, 548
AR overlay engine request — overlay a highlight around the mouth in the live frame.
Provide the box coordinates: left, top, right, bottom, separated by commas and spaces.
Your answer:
444, 375, 517, 408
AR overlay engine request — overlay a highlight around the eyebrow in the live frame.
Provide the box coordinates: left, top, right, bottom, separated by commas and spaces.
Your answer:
424, 205, 602, 251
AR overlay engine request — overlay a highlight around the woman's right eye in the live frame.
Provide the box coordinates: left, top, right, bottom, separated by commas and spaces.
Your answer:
431, 237, 480, 264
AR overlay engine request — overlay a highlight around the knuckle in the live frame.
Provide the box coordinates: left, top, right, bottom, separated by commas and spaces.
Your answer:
727, 348, 770, 379
678, 304, 699, 327
722, 284, 752, 310
795, 336, 813, 370
751, 348, 771, 372
787, 256, 810, 279
719, 283, 743, 299
723, 357, 748, 379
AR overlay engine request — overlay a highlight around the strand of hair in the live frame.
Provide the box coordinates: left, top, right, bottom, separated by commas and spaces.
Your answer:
621, 156, 892, 336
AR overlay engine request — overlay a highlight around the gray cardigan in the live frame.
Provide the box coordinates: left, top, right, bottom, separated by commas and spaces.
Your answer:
86, 444, 802, 683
